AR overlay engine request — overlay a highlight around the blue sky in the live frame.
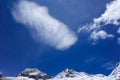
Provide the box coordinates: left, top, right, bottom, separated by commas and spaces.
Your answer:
0, 0, 120, 76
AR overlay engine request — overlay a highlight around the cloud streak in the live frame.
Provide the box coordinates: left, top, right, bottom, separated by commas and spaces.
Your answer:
12, 0, 77, 50
118, 38, 120, 45
102, 61, 115, 70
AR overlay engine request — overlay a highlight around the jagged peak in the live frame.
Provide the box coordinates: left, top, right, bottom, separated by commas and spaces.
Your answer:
63, 68, 77, 73
115, 62, 120, 68
55, 68, 89, 78
18, 68, 52, 79
18, 68, 47, 76
60, 68, 79, 74
109, 62, 120, 78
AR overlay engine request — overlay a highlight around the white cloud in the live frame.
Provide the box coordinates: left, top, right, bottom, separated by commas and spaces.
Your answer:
94, 0, 120, 25
90, 30, 114, 42
12, 0, 77, 50
78, 0, 120, 43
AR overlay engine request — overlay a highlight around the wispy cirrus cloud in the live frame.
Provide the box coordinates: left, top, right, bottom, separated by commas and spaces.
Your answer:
102, 61, 115, 70
78, 0, 120, 43
12, 0, 77, 50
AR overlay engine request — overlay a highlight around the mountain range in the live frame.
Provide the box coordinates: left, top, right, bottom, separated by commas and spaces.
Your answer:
1, 62, 120, 80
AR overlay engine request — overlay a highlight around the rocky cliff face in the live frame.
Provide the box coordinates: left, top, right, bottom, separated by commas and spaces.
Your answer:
1, 62, 120, 80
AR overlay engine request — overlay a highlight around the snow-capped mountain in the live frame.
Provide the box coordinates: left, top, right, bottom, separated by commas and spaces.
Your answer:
1, 62, 120, 80
54, 68, 90, 78
18, 68, 52, 80
49, 69, 115, 80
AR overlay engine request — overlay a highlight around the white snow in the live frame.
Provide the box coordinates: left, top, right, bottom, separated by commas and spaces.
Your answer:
2, 77, 35, 80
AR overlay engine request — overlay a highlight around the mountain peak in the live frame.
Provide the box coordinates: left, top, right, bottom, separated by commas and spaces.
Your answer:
18, 68, 52, 79
63, 68, 76, 73
109, 62, 120, 78
55, 68, 89, 79
18, 68, 46, 76
55, 68, 78, 78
